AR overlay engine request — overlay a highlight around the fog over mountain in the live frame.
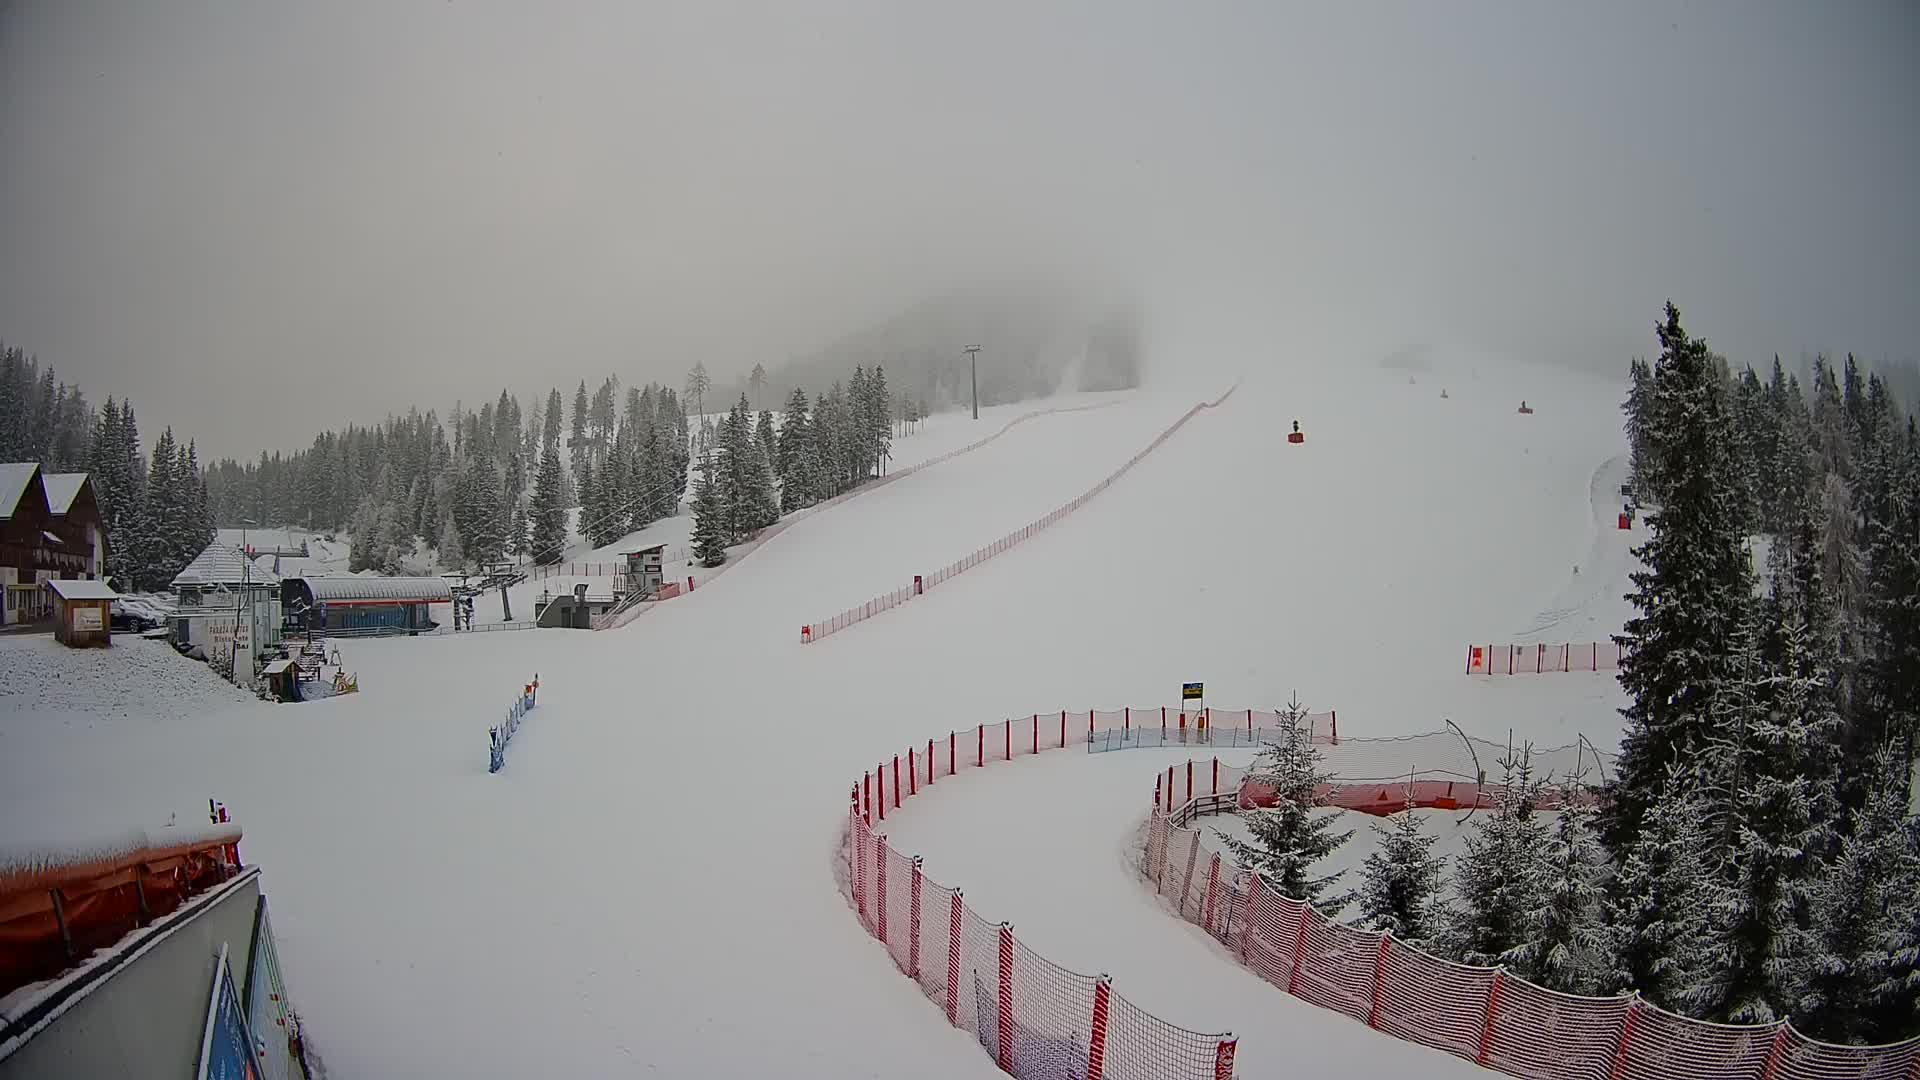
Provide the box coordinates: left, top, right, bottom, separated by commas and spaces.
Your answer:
0, 2, 1915, 457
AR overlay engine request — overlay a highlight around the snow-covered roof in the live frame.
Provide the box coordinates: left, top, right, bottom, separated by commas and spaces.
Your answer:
296, 575, 453, 603
172, 543, 282, 590
40, 473, 88, 515
45, 579, 118, 601
0, 463, 39, 520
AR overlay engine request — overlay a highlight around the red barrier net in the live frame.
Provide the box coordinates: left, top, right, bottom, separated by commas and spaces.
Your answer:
805, 385, 1238, 644
1144, 773, 1920, 1080
845, 706, 1240, 1078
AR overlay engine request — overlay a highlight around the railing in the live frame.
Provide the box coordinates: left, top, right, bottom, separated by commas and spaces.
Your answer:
1143, 766, 1920, 1080
486, 676, 540, 774
804, 385, 1237, 644
847, 706, 1247, 1078
1466, 641, 1623, 675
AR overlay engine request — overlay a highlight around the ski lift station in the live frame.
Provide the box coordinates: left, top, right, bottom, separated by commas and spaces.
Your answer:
534, 544, 667, 629
281, 575, 453, 636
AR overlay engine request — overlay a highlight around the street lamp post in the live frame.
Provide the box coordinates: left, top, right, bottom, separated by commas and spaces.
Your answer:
964, 345, 981, 420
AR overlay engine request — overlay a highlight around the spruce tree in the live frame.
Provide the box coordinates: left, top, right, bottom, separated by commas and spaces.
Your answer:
1441, 747, 1549, 967
1505, 780, 1608, 994
778, 387, 813, 512
528, 448, 567, 565
1610, 303, 1754, 850
1605, 764, 1718, 1009
463, 456, 505, 564
1623, 356, 1653, 503
1354, 793, 1446, 943
1796, 749, 1912, 1043
1867, 815, 1920, 1040
1217, 695, 1354, 906
437, 515, 466, 570
569, 381, 590, 491
689, 455, 727, 567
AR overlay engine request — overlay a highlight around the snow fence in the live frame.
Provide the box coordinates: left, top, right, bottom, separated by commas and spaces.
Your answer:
1143, 769, 1920, 1080
486, 676, 540, 774
803, 384, 1238, 644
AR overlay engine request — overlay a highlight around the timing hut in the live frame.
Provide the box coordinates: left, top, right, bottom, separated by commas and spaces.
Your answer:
281, 575, 453, 636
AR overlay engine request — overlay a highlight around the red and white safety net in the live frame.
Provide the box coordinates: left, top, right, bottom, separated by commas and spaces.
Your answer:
1466, 641, 1625, 675
1143, 796, 1920, 1080
849, 808, 1233, 1079
804, 386, 1238, 645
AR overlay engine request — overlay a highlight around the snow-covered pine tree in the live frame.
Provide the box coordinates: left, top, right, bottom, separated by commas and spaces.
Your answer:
1861, 421, 1920, 773
1609, 302, 1754, 851
1505, 778, 1608, 994
1354, 790, 1446, 942
749, 362, 767, 412
1795, 748, 1913, 1043
437, 514, 466, 571
463, 455, 506, 564
778, 387, 813, 512
1604, 763, 1719, 1010
528, 447, 567, 565
139, 428, 185, 589
689, 455, 727, 567
867, 365, 892, 476
1216, 695, 1354, 907
756, 410, 777, 475
1441, 746, 1549, 967
1623, 356, 1654, 504
569, 381, 590, 491
1866, 813, 1920, 1040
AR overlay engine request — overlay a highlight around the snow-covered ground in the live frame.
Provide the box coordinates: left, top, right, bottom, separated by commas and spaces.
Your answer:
0, 354, 1635, 1077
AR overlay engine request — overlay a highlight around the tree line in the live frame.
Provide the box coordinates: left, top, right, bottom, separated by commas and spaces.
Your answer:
1230, 304, 1918, 1046
0, 343, 213, 591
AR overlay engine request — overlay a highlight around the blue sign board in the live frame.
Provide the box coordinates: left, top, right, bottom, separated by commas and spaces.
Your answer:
199, 944, 259, 1080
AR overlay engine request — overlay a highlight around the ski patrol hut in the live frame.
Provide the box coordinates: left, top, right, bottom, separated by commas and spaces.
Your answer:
45, 578, 117, 647
282, 575, 453, 636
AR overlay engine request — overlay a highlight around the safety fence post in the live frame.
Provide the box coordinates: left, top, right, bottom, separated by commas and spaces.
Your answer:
892, 755, 901, 809
1239, 874, 1260, 964
855, 815, 869, 925
1476, 969, 1505, 1067
946, 891, 963, 1024
1331, 709, 1339, 744
1759, 1026, 1790, 1080
1033, 714, 1040, 755
875, 834, 888, 946
1286, 902, 1312, 993
877, 764, 886, 821
1165, 766, 1175, 812
1087, 975, 1112, 1080
927, 739, 935, 786
949, 731, 957, 776
1367, 935, 1390, 1028
1214, 1036, 1237, 1080
977, 724, 984, 767
1004, 718, 1011, 761
1124, 707, 1130, 735
863, 772, 872, 823
908, 856, 924, 979
1186, 759, 1194, 803
1203, 853, 1222, 934
1212, 757, 1220, 794
1606, 996, 1640, 1080
908, 748, 917, 796
1162, 706, 1167, 739
997, 923, 1015, 1072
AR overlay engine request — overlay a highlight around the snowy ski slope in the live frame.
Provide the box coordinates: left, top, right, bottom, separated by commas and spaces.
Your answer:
0, 351, 1633, 1077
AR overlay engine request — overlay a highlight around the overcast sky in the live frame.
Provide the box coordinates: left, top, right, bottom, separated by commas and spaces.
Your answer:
2, 2, 1915, 459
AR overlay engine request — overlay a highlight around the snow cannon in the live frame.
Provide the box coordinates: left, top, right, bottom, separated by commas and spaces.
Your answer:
1517, 400, 1535, 415
1287, 420, 1305, 445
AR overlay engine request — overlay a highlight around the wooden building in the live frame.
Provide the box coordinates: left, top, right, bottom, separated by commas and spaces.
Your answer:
45, 578, 118, 647
0, 464, 108, 627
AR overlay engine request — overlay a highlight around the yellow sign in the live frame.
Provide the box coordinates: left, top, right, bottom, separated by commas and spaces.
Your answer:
1181, 682, 1204, 700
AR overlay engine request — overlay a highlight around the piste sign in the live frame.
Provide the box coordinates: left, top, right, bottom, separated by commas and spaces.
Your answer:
1181, 682, 1204, 701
